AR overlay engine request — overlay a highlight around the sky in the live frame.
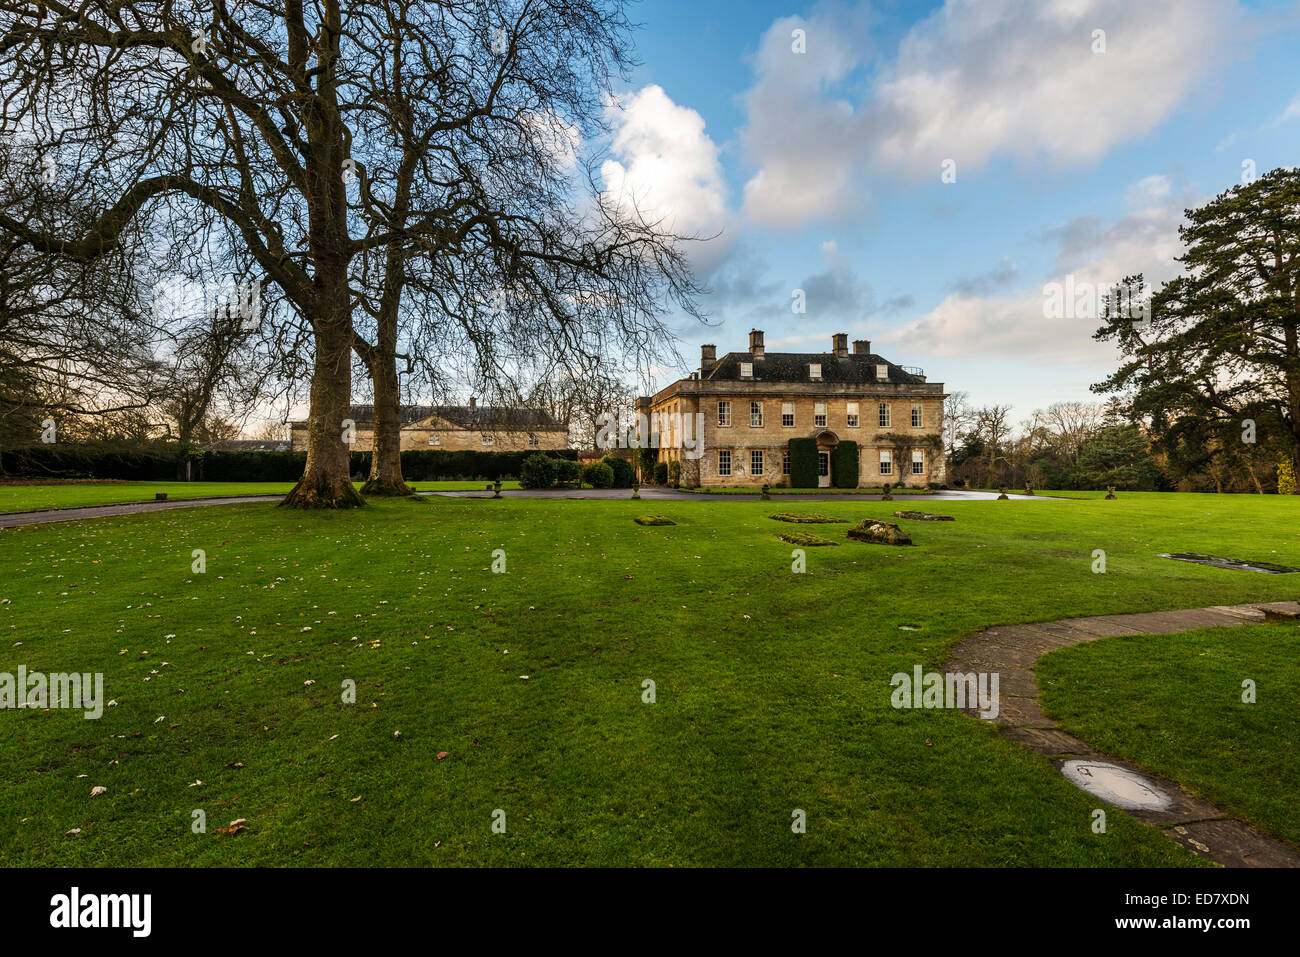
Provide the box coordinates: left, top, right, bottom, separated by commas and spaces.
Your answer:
594, 0, 1300, 422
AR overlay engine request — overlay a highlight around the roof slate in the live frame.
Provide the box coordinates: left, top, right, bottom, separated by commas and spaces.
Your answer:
706, 352, 924, 385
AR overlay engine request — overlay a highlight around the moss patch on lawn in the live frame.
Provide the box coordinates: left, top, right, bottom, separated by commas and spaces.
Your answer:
768, 512, 849, 524
777, 531, 839, 547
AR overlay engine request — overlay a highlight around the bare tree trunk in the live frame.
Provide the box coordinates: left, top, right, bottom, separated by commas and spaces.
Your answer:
361, 343, 411, 496
282, 311, 364, 509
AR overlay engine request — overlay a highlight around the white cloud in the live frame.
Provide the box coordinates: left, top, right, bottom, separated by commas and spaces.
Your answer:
883, 176, 1198, 363
600, 85, 733, 271
741, 0, 1239, 228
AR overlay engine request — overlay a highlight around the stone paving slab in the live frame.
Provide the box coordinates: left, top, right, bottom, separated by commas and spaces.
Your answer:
1253, 600, 1300, 613
979, 695, 1057, 729
1087, 609, 1240, 635
1018, 620, 1117, 645
1209, 604, 1268, 621
1051, 615, 1149, 638
1164, 820, 1300, 868
941, 658, 1038, 696
1001, 727, 1095, 756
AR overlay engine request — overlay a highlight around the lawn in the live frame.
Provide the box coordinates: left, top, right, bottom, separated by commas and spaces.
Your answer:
1, 491, 1297, 866
0, 480, 522, 512
1039, 622, 1300, 848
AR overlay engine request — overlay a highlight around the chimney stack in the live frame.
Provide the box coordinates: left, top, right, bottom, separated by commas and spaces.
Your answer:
852, 339, 871, 356
833, 333, 849, 357
749, 329, 765, 358
701, 344, 716, 374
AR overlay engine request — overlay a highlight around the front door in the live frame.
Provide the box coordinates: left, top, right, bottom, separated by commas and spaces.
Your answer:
818, 451, 831, 487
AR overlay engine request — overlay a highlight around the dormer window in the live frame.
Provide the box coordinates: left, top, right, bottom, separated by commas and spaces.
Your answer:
809, 363, 821, 380
876, 364, 889, 381
740, 361, 753, 378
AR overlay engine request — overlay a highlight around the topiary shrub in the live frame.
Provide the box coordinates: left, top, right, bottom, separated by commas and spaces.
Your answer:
653, 461, 668, 485
603, 454, 635, 488
582, 461, 614, 488
519, 452, 557, 489
832, 440, 858, 488
555, 459, 582, 487
787, 438, 818, 488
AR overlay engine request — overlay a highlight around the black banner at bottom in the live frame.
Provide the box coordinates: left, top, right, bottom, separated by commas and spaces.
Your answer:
1, 865, 1293, 943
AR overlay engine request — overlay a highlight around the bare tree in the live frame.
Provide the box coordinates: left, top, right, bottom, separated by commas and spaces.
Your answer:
973, 404, 1013, 488
344, 0, 703, 495
942, 390, 974, 468
0, 157, 163, 446
1040, 400, 1105, 468
525, 364, 633, 450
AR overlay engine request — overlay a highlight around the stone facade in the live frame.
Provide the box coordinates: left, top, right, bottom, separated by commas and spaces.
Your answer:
644, 331, 946, 488
289, 402, 568, 453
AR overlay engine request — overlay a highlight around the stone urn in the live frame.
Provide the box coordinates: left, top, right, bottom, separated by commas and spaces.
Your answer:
997, 487, 1009, 500
492, 480, 503, 498
760, 483, 771, 501
1105, 486, 1117, 500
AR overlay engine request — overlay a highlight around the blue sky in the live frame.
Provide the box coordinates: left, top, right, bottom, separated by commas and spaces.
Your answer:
595, 0, 1300, 421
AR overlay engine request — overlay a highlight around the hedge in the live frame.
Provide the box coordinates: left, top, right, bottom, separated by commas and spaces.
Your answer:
787, 438, 819, 489
1, 444, 577, 483
832, 440, 859, 488
0, 445, 178, 481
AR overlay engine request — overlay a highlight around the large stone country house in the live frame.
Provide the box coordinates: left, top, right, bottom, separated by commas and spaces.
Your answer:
289, 400, 568, 452
642, 331, 946, 488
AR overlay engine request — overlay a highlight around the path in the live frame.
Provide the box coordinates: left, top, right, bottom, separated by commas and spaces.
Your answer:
945, 601, 1300, 867
0, 486, 1056, 528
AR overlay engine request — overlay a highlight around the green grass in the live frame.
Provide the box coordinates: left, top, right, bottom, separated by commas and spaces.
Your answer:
1039, 622, 1300, 848
0, 480, 521, 512
1, 492, 1297, 866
